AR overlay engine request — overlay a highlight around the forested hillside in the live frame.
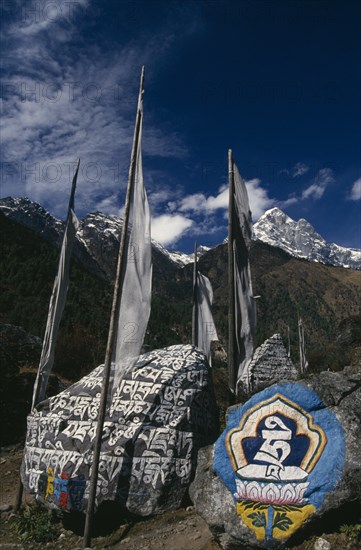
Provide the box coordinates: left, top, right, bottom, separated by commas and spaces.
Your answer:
1, 212, 360, 443
0, 213, 193, 380
2, 211, 361, 382
197, 241, 361, 370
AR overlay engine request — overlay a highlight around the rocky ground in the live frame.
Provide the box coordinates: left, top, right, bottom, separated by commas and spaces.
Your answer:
0, 447, 220, 550
0, 447, 360, 550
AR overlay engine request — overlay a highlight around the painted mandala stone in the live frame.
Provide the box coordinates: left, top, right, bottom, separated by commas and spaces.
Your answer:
213, 382, 345, 544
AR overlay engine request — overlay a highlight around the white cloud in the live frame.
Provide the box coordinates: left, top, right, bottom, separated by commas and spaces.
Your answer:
0, 2, 189, 219
301, 168, 334, 200
178, 187, 228, 213
292, 162, 309, 177
178, 179, 274, 221
348, 177, 361, 201
205, 185, 228, 210
95, 194, 122, 217
245, 178, 275, 219
10, 0, 90, 37
277, 195, 298, 208
179, 192, 207, 212
151, 214, 193, 245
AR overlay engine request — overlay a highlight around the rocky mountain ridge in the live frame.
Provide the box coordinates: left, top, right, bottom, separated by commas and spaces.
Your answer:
0, 197, 179, 280
253, 207, 361, 270
1, 197, 360, 271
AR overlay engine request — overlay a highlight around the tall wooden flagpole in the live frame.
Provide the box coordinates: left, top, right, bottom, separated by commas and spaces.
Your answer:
83, 67, 145, 548
228, 149, 236, 400
192, 241, 198, 346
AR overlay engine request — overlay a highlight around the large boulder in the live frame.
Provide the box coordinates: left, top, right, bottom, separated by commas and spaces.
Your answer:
190, 366, 361, 549
21, 344, 218, 516
239, 333, 298, 395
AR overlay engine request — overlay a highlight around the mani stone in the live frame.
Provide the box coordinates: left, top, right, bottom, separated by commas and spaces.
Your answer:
190, 366, 361, 549
239, 333, 298, 395
21, 344, 219, 517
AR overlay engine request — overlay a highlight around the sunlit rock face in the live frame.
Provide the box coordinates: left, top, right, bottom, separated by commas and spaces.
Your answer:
238, 333, 298, 395
253, 207, 361, 270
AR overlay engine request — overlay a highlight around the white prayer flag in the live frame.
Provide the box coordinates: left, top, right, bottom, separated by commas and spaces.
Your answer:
232, 161, 256, 390
32, 162, 80, 408
195, 271, 218, 364
111, 92, 152, 389
298, 317, 308, 374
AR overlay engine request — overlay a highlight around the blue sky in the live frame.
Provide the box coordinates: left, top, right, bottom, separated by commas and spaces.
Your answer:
1, 0, 360, 251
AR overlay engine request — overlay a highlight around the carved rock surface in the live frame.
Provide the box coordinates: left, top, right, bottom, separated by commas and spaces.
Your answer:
190, 366, 361, 549
21, 345, 218, 516
240, 333, 298, 394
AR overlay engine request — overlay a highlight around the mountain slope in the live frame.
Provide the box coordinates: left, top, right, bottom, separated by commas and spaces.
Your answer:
197, 240, 361, 369
1, 197, 360, 379
0, 197, 181, 280
253, 207, 361, 269
0, 211, 193, 373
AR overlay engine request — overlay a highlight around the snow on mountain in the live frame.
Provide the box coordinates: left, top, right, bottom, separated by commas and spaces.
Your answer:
253, 207, 361, 270
77, 213, 206, 269
0, 196, 64, 245
1, 198, 360, 270
197, 245, 211, 256
165, 246, 211, 266
0, 197, 201, 271
162, 249, 194, 266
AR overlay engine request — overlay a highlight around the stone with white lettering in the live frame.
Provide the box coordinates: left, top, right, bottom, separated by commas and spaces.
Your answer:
21, 344, 218, 516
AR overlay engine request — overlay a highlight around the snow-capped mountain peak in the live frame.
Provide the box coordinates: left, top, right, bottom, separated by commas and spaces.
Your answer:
152, 244, 210, 267
253, 208, 361, 269
1, 197, 360, 270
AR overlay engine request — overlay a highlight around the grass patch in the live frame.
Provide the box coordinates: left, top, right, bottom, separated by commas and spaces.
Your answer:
340, 523, 361, 543
12, 505, 60, 543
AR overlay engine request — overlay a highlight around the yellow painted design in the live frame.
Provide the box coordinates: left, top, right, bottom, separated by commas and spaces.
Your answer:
45, 466, 55, 499
236, 502, 266, 541
272, 504, 315, 540
235, 502, 316, 541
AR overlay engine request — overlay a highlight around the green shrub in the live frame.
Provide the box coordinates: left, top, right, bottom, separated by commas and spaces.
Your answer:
12, 505, 60, 543
340, 523, 361, 542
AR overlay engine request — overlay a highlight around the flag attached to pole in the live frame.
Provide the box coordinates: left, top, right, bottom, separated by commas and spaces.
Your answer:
287, 324, 291, 358
192, 242, 218, 364
83, 67, 149, 547
32, 160, 80, 408
229, 152, 256, 394
194, 270, 218, 364
298, 316, 308, 374
111, 85, 152, 390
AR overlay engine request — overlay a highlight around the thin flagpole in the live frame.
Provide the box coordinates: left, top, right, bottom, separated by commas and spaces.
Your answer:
228, 149, 236, 401
298, 316, 307, 374
287, 324, 291, 358
83, 66, 145, 549
298, 315, 303, 373
192, 241, 198, 346
14, 159, 80, 513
